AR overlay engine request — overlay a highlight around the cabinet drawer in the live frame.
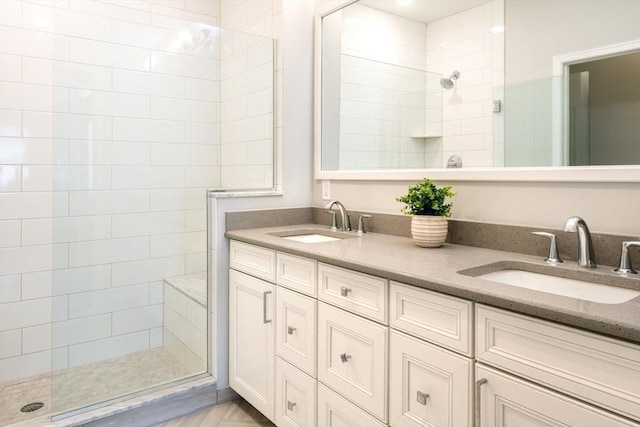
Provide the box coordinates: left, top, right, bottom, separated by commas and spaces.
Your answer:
317, 302, 388, 422
276, 287, 316, 377
317, 383, 387, 427
277, 252, 317, 297
477, 304, 640, 422
276, 358, 316, 427
389, 330, 472, 427
229, 240, 276, 282
477, 364, 639, 427
318, 263, 388, 324
390, 281, 473, 356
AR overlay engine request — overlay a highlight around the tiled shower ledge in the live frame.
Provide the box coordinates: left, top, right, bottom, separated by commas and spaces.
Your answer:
164, 272, 207, 307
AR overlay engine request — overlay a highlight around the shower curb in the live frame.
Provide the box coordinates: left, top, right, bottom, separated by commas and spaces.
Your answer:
51, 376, 219, 427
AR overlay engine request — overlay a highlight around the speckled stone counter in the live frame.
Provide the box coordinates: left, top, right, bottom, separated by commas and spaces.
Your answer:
226, 224, 640, 344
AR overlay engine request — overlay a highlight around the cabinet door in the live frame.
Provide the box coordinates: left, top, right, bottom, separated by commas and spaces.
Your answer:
229, 269, 275, 422
476, 365, 640, 427
389, 330, 472, 427
276, 287, 316, 376
317, 302, 388, 422
275, 357, 317, 427
317, 383, 387, 427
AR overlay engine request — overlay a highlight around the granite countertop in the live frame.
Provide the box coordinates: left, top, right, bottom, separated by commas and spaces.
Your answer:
226, 224, 640, 344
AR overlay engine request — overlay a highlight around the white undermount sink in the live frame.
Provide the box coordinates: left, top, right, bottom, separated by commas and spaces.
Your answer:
268, 228, 357, 243
477, 269, 640, 304
282, 234, 341, 243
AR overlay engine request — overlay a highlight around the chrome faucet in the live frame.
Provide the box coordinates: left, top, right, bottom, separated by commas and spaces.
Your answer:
325, 200, 351, 231
563, 216, 596, 268
614, 241, 640, 274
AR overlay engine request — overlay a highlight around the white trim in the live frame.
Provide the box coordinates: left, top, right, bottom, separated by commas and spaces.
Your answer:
316, 166, 640, 183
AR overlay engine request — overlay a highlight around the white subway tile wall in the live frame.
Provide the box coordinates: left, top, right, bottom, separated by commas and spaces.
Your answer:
426, 0, 504, 167
0, 0, 275, 386
333, 1, 503, 170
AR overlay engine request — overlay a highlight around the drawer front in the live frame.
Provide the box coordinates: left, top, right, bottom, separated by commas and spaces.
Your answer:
317, 383, 387, 427
477, 364, 640, 427
390, 281, 473, 356
277, 252, 317, 297
276, 287, 317, 377
477, 304, 640, 421
317, 302, 388, 422
276, 358, 317, 427
229, 240, 276, 282
389, 330, 472, 427
318, 263, 388, 324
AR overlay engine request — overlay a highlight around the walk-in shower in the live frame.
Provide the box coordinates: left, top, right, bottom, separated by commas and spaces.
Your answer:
0, 2, 274, 425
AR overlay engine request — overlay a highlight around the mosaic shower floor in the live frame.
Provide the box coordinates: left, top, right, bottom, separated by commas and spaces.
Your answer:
0, 347, 196, 426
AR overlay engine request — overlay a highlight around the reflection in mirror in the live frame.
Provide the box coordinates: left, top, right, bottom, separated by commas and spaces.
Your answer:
568, 52, 640, 166
320, 0, 503, 171
317, 0, 640, 175
504, 0, 640, 168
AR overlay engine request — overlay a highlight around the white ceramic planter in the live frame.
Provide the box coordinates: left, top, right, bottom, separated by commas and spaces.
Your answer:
411, 215, 448, 248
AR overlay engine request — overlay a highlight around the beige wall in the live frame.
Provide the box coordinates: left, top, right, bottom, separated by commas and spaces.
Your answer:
312, 180, 640, 236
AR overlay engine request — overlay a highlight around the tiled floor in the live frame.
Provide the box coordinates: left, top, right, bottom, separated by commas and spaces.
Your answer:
157, 399, 275, 427
0, 348, 197, 427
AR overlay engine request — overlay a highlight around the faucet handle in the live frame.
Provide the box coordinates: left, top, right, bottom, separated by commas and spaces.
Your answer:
614, 241, 640, 275
325, 210, 338, 232
356, 214, 372, 235
531, 232, 563, 264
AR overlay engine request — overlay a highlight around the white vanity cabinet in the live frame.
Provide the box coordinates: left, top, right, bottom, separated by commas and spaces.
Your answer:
228, 239, 640, 427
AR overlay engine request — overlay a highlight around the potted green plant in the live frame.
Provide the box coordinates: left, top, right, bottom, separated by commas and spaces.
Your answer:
396, 178, 455, 247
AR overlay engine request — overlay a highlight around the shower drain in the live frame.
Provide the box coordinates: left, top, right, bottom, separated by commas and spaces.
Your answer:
20, 402, 44, 413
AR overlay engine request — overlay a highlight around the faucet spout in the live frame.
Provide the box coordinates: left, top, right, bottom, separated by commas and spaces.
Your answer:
563, 216, 596, 268
324, 200, 351, 231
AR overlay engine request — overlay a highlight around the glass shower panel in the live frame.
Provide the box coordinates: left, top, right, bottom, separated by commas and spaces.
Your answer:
49, 5, 274, 417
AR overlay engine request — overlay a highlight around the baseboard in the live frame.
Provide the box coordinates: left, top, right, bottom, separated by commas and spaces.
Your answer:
215, 387, 239, 405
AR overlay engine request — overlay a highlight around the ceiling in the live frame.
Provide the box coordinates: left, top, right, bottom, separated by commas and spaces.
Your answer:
359, 0, 490, 24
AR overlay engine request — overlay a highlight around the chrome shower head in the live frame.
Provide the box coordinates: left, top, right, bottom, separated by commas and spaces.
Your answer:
440, 70, 460, 89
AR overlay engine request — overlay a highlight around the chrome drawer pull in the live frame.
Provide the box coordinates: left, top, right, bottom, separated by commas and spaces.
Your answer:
287, 401, 296, 411
416, 390, 430, 405
475, 378, 488, 426
262, 291, 272, 324
339, 353, 352, 363
340, 287, 352, 297
287, 326, 297, 335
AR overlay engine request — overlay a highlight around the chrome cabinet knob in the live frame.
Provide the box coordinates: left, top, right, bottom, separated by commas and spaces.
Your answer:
416, 390, 430, 405
340, 287, 352, 297
339, 353, 351, 363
